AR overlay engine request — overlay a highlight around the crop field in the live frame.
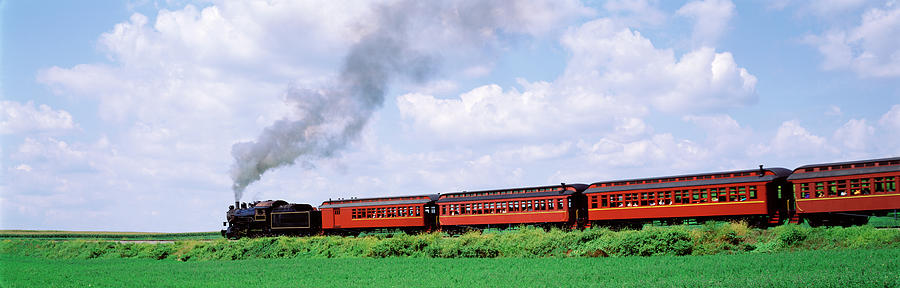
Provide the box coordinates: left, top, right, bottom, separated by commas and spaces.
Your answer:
2, 248, 898, 287
0, 230, 221, 240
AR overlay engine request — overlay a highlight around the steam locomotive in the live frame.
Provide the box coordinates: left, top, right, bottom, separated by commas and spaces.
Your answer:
222, 157, 900, 239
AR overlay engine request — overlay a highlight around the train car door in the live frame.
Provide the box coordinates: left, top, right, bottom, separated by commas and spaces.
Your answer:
424, 203, 438, 231
333, 208, 341, 228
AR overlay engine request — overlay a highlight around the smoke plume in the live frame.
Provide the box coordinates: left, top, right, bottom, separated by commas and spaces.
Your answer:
230, 1, 584, 201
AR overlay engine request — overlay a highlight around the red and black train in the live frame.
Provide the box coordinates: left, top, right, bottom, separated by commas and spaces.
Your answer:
222, 157, 900, 238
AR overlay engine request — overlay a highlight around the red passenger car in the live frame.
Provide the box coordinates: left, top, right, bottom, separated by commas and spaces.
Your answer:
584, 167, 793, 227
788, 157, 900, 226
436, 184, 588, 231
319, 194, 439, 233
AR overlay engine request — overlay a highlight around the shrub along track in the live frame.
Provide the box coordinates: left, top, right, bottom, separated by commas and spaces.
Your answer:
2, 223, 899, 260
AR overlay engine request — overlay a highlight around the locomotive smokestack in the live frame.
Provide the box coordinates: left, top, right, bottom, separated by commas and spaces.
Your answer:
235, 201, 240, 210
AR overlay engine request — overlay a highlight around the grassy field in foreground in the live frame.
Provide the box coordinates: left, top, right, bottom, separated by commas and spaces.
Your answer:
1, 248, 898, 287
0, 230, 220, 240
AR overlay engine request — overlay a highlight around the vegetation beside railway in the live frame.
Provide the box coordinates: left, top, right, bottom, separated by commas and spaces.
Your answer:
2, 222, 898, 260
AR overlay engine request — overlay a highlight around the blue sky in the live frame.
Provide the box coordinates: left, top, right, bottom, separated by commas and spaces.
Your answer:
2, 0, 899, 232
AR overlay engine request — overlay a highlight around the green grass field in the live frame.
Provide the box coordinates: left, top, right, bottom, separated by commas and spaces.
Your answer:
1, 248, 898, 287
0, 230, 221, 240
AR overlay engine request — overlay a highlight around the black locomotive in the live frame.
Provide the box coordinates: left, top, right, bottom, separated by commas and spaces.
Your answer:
222, 200, 321, 239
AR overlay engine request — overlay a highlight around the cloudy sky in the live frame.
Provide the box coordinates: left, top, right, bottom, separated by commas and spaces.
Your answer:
2, 0, 899, 232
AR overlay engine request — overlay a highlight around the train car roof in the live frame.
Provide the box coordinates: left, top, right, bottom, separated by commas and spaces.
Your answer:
793, 156, 900, 170
788, 157, 900, 180
319, 194, 439, 209
436, 183, 588, 203
253, 200, 288, 209
585, 167, 792, 194
436, 190, 576, 203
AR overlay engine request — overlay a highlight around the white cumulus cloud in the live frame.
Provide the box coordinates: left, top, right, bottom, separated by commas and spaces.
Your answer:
833, 118, 875, 151
577, 134, 707, 170
603, 0, 667, 28
399, 17, 758, 144
676, 0, 736, 46
805, 3, 900, 77
683, 114, 753, 156
560, 18, 757, 112
398, 81, 583, 141
880, 104, 900, 129
0, 101, 75, 134
765, 120, 837, 158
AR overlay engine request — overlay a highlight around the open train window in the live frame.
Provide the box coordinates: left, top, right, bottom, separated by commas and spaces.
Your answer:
835, 180, 848, 196
875, 178, 887, 192
255, 209, 266, 221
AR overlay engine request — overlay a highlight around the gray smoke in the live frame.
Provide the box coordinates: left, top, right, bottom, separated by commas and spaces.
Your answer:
230, 1, 581, 201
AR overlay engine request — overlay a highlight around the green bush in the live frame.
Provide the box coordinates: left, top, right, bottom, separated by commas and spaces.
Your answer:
3, 223, 899, 260
776, 225, 808, 247
600, 228, 693, 256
